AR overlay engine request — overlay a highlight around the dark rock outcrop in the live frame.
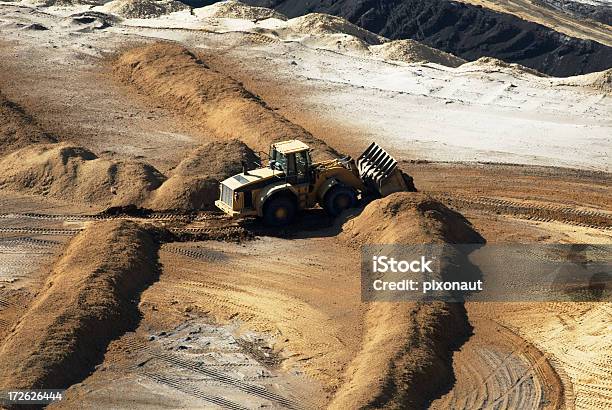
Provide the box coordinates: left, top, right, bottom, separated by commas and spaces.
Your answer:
238, 0, 612, 76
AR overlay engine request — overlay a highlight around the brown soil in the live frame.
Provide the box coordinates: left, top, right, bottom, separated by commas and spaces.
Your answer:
0, 91, 56, 156
0, 143, 165, 208
0, 14, 608, 407
0, 220, 159, 389
430, 316, 565, 409
148, 139, 258, 211
143, 237, 363, 405
404, 162, 612, 232
112, 42, 338, 161
331, 193, 483, 409
341, 192, 484, 245
0, 136, 259, 212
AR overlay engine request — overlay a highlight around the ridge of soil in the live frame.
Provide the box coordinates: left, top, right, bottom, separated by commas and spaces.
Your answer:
147, 139, 258, 211
0, 137, 258, 212
0, 220, 160, 390
112, 42, 339, 161
330, 192, 484, 408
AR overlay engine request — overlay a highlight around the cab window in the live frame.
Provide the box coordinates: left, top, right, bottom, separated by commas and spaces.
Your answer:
275, 152, 288, 172
295, 151, 310, 183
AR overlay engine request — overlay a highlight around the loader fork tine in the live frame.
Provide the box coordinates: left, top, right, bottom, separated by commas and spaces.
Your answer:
357, 142, 406, 196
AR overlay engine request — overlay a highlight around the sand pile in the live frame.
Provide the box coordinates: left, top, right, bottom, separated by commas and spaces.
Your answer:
331, 192, 483, 408
341, 192, 483, 245
0, 136, 260, 211
370, 39, 466, 67
285, 13, 385, 45
585, 69, 612, 93
299, 33, 371, 54
458, 56, 547, 77
196, 0, 287, 21
113, 42, 337, 160
0, 92, 56, 156
0, 221, 159, 389
101, 0, 188, 19
148, 139, 258, 211
0, 143, 165, 208
556, 68, 612, 93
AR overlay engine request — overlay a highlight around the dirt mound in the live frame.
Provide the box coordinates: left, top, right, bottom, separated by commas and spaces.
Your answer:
148, 139, 258, 211
171, 139, 259, 179
285, 13, 385, 45
198, 0, 287, 20
330, 301, 470, 409
0, 221, 159, 389
370, 39, 466, 67
459, 56, 547, 77
0, 92, 56, 157
300, 32, 371, 54
331, 193, 483, 408
0, 138, 259, 211
113, 42, 337, 161
587, 69, 612, 93
341, 192, 483, 245
101, 0, 189, 19
558, 68, 612, 93
0, 143, 165, 208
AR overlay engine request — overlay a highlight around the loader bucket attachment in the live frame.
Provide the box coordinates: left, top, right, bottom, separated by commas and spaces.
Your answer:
357, 142, 408, 197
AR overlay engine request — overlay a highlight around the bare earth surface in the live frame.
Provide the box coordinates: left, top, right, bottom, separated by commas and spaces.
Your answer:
0, 2, 610, 409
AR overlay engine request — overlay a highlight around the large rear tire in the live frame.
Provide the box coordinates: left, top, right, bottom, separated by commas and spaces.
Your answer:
323, 186, 357, 217
263, 196, 296, 226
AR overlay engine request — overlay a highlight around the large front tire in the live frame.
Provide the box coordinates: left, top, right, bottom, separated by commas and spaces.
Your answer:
323, 186, 357, 217
263, 196, 296, 226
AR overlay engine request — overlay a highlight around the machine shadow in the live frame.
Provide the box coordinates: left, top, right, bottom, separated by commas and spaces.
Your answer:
243, 206, 366, 240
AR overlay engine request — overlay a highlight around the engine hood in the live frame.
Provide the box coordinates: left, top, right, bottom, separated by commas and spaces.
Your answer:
220, 167, 284, 191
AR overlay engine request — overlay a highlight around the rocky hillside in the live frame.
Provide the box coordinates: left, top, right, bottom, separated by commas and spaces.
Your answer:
537, 0, 612, 26
240, 0, 612, 76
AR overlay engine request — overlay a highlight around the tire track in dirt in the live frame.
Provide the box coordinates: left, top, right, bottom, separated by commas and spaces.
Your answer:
438, 194, 612, 230
141, 372, 249, 410
432, 317, 564, 409
471, 302, 612, 409
0, 211, 228, 222
123, 336, 302, 409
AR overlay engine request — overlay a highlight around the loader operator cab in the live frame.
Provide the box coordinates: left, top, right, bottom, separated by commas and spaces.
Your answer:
269, 140, 312, 184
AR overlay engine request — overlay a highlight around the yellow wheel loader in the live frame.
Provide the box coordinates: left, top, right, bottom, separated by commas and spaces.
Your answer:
215, 140, 412, 226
